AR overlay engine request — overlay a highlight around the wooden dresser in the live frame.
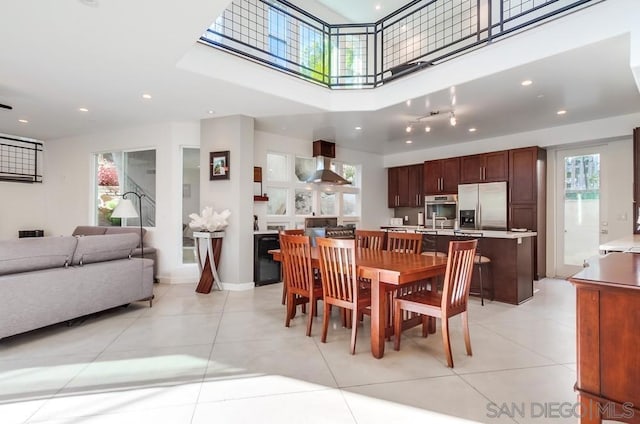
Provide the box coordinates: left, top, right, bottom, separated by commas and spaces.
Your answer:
569, 253, 640, 423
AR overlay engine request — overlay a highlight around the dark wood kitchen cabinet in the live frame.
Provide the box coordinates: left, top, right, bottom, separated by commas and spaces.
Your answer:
508, 146, 547, 280
388, 164, 423, 207
423, 157, 460, 195
459, 150, 508, 184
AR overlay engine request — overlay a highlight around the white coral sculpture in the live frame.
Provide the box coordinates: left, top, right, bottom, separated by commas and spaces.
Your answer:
189, 207, 231, 232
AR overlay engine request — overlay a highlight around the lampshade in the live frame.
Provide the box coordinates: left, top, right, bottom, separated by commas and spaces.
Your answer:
111, 198, 138, 219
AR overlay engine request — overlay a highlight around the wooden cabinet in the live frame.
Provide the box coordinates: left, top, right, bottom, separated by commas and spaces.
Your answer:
423, 157, 460, 195
388, 164, 423, 207
508, 146, 546, 280
459, 150, 508, 184
569, 253, 640, 424
634, 127, 640, 234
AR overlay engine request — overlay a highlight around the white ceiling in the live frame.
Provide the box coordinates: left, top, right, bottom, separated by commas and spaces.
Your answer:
1, 0, 639, 155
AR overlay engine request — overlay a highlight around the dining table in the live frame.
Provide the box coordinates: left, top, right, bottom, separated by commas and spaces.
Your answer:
269, 247, 448, 358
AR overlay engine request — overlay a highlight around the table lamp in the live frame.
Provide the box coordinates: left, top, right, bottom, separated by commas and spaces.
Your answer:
111, 191, 145, 258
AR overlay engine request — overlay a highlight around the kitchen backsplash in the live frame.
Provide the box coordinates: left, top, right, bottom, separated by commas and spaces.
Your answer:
393, 207, 423, 226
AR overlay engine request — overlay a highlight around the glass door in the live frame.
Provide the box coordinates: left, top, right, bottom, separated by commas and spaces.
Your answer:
555, 147, 604, 277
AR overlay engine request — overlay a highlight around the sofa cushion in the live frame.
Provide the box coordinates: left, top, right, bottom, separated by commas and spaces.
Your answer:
0, 236, 78, 276
71, 233, 139, 265
72, 226, 108, 236
104, 227, 146, 248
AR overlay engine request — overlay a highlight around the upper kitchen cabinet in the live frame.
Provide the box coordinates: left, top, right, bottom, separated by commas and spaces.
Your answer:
388, 164, 423, 207
423, 157, 460, 195
460, 150, 509, 184
509, 146, 546, 205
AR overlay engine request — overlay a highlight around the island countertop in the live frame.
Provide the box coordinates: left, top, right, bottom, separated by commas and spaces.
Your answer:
380, 226, 536, 239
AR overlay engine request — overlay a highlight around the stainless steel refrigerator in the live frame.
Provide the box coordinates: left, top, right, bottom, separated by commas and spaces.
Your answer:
457, 181, 508, 230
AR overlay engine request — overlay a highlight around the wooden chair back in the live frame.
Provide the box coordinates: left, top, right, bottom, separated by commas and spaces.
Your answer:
441, 239, 477, 314
386, 231, 422, 254
316, 237, 358, 306
279, 234, 314, 294
355, 230, 386, 250
280, 229, 305, 235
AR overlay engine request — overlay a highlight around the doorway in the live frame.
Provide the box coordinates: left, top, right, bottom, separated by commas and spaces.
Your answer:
555, 146, 604, 277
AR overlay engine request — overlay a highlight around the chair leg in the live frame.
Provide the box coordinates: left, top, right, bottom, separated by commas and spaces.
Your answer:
321, 302, 330, 343
462, 311, 472, 356
393, 300, 402, 351
350, 308, 358, 355
421, 315, 429, 337
306, 296, 315, 337
285, 292, 294, 327
441, 317, 454, 368
477, 263, 485, 306
281, 281, 286, 305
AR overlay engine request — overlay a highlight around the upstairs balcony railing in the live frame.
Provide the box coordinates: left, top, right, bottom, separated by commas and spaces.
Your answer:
200, 0, 599, 89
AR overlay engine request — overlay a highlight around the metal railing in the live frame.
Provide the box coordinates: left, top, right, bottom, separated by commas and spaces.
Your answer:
200, 0, 600, 88
0, 135, 43, 183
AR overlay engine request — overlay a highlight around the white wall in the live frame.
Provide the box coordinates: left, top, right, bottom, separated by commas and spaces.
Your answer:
40, 121, 201, 282
253, 130, 389, 230
0, 180, 47, 240
200, 116, 255, 288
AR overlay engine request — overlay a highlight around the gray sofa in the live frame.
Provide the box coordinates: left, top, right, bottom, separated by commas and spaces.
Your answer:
72, 225, 158, 279
0, 233, 154, 340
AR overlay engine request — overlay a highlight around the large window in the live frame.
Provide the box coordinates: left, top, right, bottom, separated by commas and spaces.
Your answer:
268, 7, 287, 67
265, 151, 361, 229
95, 149, 156, 227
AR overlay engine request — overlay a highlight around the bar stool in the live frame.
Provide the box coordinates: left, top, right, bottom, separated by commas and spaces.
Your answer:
453, 230, 493, 305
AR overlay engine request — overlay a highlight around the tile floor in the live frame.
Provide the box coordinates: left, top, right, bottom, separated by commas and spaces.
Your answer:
0, 278, 588, 423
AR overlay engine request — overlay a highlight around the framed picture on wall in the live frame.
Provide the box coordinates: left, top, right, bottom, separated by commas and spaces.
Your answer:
210, 151, 230, 180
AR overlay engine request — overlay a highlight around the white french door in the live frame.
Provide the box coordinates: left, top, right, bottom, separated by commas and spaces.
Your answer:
555, 146, 606, 277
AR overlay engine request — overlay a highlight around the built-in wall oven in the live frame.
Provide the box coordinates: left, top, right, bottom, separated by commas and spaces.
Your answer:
424, 194, 458, 229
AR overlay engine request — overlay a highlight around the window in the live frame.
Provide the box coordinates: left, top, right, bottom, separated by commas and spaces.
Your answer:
265, 151, 361, 229
268, 7, 287, 67
95, 149, 156, 227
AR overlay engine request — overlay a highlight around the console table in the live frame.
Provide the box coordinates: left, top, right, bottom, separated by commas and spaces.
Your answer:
193, 231, 224, 293
568, 252, 640, 423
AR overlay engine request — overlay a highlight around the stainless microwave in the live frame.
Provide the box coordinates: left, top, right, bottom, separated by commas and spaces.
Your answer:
424, 194, 457, 228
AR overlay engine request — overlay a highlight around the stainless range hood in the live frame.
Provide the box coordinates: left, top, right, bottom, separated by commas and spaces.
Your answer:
306, 140, 351, 185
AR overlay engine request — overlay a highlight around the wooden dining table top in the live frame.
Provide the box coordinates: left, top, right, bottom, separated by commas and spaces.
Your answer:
269, 247, 447, 285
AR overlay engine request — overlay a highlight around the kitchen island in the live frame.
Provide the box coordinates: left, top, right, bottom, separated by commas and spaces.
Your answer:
381, 226, 537, 304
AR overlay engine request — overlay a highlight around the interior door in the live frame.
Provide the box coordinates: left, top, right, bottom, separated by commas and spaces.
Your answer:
555, 146, 605, 277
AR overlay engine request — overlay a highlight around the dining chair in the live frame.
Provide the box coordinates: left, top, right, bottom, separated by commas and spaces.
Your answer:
414, 229, 447, 258
279, 234, 324, 336
386, 231, 422, 254
453, 230, 493, 306
316, 237, 372, 354
279, 229, 306, 305
355, 229, 386, 250
393, 239, 478, 368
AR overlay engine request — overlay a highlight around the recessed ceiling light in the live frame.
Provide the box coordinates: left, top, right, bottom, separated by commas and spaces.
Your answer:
18, 119, 28, 123
537, 94, 545, 98
521, 80, 533, 86
425, 126, 431, 132
468, 128, 477, 132
405, 125, 412, 133
142, 94, 152, 99
406, 99, 411, 107
78, 107, 89, 112
401, 25, 406, 31
405, 140, 413, 144
355, 126, 362, 130
557, 109, 567, 115
207, 110, 215, 115
375, 4, 381, 10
